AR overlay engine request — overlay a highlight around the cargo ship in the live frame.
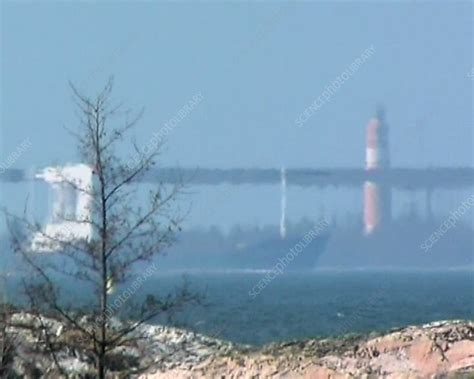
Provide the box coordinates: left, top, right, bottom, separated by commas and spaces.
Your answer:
159, 222, 330, 270
156, 212, 472, 271
157, 168, 330, 271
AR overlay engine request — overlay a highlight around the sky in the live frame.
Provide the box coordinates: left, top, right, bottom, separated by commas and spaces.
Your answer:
0, 1, 473, 231
1, 0, 472, 171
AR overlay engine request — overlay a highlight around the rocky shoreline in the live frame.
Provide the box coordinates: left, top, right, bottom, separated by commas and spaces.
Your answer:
3, 312, 473, 378
142, 320, 474, 379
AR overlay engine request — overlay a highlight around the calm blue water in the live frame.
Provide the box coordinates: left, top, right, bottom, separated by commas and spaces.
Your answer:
140, 270, 473, 345
6, 269, 473, 346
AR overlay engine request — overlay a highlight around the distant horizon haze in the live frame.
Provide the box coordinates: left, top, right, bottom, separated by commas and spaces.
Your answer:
1, 1, 472, 170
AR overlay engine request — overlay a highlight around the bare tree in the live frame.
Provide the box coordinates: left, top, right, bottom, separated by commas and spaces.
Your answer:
5, 79, 196, 378
0, 275, 16, 378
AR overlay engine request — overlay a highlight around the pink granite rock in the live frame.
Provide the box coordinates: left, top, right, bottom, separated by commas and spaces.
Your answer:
141, 320, 474, 379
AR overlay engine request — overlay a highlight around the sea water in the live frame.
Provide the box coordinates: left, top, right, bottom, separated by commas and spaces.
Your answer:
140, 269, 473, 345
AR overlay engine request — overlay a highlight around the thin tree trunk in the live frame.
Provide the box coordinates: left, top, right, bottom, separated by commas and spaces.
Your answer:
97, 106, 108, 379
99, 248, 107, 379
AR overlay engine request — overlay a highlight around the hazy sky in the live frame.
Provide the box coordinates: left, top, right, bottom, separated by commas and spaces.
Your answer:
1, 1, 472, 171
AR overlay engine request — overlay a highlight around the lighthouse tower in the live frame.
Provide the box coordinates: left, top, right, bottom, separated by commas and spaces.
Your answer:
366, 108, 390, 170
363, 107, 391, 235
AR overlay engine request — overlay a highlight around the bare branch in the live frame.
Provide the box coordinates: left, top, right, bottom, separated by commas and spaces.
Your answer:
4, 79, 193, 378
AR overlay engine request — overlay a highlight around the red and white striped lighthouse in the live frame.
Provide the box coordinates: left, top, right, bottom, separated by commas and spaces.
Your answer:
365, 113, 390, 170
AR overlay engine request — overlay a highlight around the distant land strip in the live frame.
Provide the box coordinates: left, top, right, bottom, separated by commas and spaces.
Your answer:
1, 167, 474, 189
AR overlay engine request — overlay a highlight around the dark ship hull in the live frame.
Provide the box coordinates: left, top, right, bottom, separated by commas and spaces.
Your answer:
159, 232, 330, 271
157, 215, 473, 270
221, 234, 330, 270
